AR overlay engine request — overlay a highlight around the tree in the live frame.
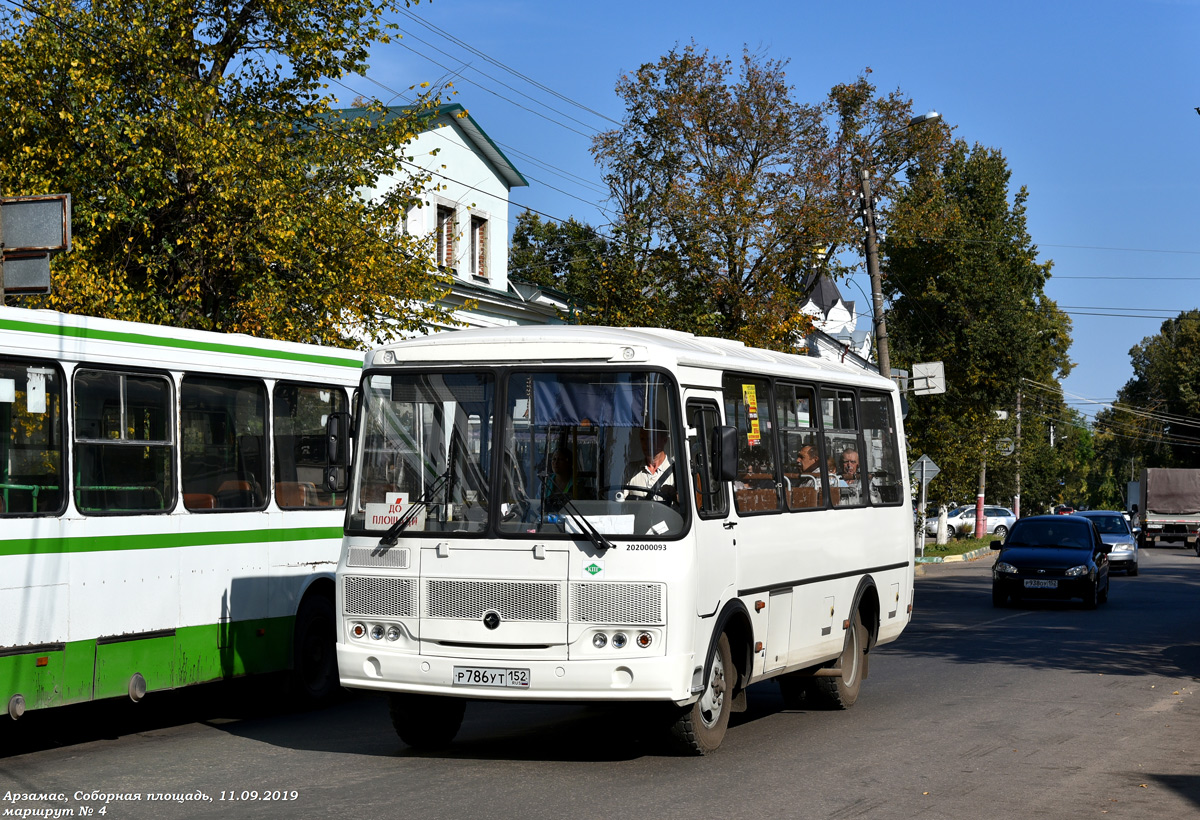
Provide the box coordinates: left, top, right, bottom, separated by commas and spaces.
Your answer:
0, 0, 450, 346
883, 140, 1073, 508
1097, 309, 1200, 469
591, 46, 943, 350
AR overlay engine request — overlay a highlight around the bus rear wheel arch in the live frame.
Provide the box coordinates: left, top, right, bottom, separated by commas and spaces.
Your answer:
778, 607, 870, 711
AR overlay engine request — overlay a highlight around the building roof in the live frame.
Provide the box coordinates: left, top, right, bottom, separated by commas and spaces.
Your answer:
804, 272, 854, 321
334, 103, 528, 189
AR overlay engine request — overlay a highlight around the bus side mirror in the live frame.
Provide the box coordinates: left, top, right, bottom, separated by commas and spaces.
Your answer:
325, 411, 352, 492
716, 425, 738, 483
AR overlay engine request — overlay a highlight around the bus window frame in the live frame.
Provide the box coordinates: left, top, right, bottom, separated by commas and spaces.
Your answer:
0, 355, 68, 517
179, 373, 270, 514
686, 398, 729, 520
72, 364, 177, 516
272, 379, 350, 510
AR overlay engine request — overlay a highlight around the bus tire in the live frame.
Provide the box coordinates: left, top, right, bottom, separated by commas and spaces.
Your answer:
810, 610, 866, 710
390, 694, 466, 750
291, 594, 339, 707
669, 632, 732, 755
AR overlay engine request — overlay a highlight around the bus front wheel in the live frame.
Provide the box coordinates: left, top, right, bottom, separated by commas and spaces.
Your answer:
670, 632, 732, 755
390, 694, 466, 750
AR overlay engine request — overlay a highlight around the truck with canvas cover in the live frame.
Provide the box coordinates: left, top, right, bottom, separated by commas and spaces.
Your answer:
1138, 468, 1200, 554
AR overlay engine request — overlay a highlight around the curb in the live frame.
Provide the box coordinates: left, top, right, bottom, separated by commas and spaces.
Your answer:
915, 544, 994, 564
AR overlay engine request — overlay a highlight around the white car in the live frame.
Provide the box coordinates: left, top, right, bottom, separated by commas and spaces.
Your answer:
926, 505, 1017, 539
1076, 510, 1139, 575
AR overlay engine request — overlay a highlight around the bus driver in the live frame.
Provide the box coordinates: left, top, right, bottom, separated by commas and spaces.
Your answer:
623, 417, 677, 504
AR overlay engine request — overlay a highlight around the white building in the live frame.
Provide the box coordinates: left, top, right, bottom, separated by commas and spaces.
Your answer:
800, 273, 876, 372
356, 103, 569, 329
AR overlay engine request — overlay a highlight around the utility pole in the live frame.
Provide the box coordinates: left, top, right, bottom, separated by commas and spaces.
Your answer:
1014, 389, 1022, 518
856, 110, 940, 382
975, 459, 987, 539
859, 168, 889, 378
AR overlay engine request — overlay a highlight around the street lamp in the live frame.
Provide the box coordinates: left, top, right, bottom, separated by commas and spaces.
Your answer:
858, 110, 940, 379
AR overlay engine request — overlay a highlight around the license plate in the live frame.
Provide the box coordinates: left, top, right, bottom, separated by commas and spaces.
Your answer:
452, 666, 530, 688
1024, 579, 1057, 589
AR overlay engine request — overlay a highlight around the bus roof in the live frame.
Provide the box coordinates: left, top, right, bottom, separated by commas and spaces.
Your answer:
0, 306, 363, 376
369, 325, 894, 392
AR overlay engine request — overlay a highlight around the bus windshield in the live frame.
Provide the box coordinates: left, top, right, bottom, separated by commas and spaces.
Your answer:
349, 368, 686, 538
497, 370, 684, 538
351, 371, 494, 534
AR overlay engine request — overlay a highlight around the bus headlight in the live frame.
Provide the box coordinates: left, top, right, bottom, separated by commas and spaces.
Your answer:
370, 624, 385, 641
386, 626, 402, 642
592, 632, 608, 649
611, 632, 628, 649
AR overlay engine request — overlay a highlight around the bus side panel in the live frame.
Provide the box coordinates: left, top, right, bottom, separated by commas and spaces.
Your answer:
94, 634, 175, 700
174, 617, 292, 685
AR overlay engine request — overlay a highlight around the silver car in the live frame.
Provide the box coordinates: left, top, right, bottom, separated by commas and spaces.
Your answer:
1076, 510, 1139, 575
926, 505, 1017, 539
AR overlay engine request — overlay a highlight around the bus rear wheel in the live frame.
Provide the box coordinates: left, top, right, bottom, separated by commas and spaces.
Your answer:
810, 610, 866, 710
389, 693, 466, 750
669, 632, 732, 755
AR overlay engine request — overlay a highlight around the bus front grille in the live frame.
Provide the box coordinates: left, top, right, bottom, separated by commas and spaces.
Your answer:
344, 576, 416, 618
424, 579, 560, 621
346, 546, 410, 568
570, 582, 666, 625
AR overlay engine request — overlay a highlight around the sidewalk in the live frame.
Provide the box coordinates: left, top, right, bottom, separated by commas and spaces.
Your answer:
914, 543, 995, 564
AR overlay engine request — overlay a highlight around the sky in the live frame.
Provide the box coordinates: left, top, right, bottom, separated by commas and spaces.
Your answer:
345, 0, 1200, 426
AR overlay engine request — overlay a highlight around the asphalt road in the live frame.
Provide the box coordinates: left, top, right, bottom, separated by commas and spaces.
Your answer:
3, 545, 1200, 819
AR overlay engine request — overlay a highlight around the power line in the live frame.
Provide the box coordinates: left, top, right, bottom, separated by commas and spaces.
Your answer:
392, 5, 620, 127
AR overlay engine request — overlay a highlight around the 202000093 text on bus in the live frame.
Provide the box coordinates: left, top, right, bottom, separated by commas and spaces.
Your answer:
0, 306, 361, 720
336, 326, 914, 754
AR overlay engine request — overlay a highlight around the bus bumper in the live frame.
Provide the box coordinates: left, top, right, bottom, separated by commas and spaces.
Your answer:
336, 644, 696, 704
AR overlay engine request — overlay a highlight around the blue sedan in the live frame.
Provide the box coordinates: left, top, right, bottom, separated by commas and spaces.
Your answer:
991, 515, 1111, 608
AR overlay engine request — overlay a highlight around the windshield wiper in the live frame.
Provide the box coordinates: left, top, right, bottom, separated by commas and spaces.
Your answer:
378, 469, 452, 547
556, 496, 615, 552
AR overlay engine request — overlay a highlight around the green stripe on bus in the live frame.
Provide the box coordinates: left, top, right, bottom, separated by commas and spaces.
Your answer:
0, 317, 363, 369
2, 618, 294, 711
0, 525, 344, 557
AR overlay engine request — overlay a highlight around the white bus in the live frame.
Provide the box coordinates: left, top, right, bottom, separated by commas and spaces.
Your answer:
0, 307, 361, 720
336, 326, 913, 753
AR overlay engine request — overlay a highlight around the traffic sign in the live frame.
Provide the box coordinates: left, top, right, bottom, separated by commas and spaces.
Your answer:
911, 454, 939, 484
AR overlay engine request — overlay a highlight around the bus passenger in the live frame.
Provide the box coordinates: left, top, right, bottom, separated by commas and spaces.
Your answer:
838, 448, 879, 505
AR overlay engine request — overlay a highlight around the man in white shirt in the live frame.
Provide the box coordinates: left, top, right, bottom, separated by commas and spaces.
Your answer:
838, 447, 880, 505
623, 418, 677, 503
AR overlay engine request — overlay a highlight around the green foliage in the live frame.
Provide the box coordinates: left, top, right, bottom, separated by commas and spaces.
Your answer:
0, 0, 450, 346
589, 48, 944, 350
1098, 309, 1200, 469
884, 140, 1073, 508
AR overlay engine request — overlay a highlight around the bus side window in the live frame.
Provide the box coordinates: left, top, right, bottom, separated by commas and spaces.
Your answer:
687, 401, 727, 518
776, 382, 821, 510
722, 376, 780, 514
181, 376, 267, 511
74, 369, 174, 514
273, 381, 347, 509
859, 392, 903, 505
0, 360, 66, 516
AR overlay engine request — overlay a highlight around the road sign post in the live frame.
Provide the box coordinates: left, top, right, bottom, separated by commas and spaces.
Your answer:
911, 454, 940, 557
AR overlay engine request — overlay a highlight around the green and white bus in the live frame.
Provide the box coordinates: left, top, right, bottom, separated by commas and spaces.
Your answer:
0, 306, 362, 719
